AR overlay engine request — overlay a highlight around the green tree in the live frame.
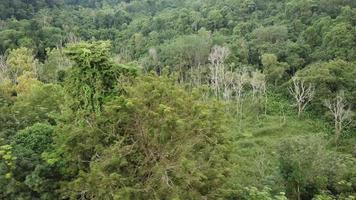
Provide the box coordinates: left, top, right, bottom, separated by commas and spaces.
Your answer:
64, 41, 136, 112
322, 22, 356, 61
59, 75, 232, 199
12, 83, 64, 128
261, 54, 289, 86
0, 123, 60, 199
5, 47, 37, 82
296, 59, 356, 113
37, 48, 71, 83
278, 135, 331, 200
241, 187, 287, 200
159, 33, 212, 82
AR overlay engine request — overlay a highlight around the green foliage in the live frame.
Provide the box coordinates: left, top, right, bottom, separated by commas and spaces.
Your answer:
59, 75, 232, 199
0, 0, 355, 199
158, 32, 212, 80
12, 83, 64, 129
278, 135, 330, 199
0, 143, 16, 179
0, 123, 61, 199
241, 187, 287, 200
5, 47, 37, 81
296, 59, 356, 113
278, 135, 356, 200
37, 48, 72, 83
261, 54, 289, 86
64, 41, 137, 112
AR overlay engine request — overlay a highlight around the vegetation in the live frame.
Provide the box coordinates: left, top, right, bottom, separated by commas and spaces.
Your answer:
0, 0, 355, 199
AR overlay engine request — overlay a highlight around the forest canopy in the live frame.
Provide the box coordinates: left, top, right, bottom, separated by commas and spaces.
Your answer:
0, 0, 355, 199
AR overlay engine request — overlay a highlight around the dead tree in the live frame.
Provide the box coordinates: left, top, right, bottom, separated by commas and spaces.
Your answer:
289, 77, 314, 117
232, 70, 249, 131
232, 70, 249, 108
250, 70, 267, 114
222, 71, 234, 100
250, 70, 266, 99
147, 47, 161, 75
0, 56, 6, 80
209, 45, 230, 98
325, 94, 353, 145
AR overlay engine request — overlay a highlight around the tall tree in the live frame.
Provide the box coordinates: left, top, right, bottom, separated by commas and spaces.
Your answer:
59, 75, 232, 199
209, 45, 230, 98
64, 41, 136, 112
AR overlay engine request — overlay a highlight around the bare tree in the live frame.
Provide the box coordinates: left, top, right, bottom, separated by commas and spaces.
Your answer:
289, 77, 315, 117
37, 10, 52, 27
232, 70, 249, 132
250, 70, 267, 114
232, 70, 249, 107
0, 55, 8, 83
209, 45, 230, 98
149, 48, 158, 63
250, 70, 266, 99
222, 70, 234, 100
325, 93, 353, 145
66, 32, 81, 44
146, 47, 162, 75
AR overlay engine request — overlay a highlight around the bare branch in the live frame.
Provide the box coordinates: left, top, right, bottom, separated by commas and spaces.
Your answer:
209, 45, 230, 99
289, 77, 314, 117
250, 70, 266, 99
0, 55, 8, 82
324, 93, 353, 145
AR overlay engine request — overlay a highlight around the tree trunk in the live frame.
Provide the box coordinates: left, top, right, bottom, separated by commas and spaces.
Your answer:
298, 104, 302, 118
297, 184, 301, 200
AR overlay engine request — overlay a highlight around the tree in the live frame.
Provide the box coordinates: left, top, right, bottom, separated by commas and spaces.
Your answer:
231, 69, 249, 131
241, 187, 287, 200
261, 53, 289, 86
0, 123, 60, 199
278, 136, 331, 200
37, 48, 71, 83
251, 70, 266, 99
0, 143, 16, 180
252, 26, 289, 44
324, 93, 353, 145
209, 45, 230, 98
159, 33, 212, 83
207, 9, 224, 30
295, 59, 356, 112
12, 83, 64, 128
64, 41, 137, 112
289, 77, 315, 117
5, 47, 37, 83
322, 22, 356, 61
58, 75, 232, 199
0, 55, 6, 82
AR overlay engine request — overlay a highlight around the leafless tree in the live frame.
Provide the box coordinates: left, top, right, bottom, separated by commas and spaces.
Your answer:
232, 70, 249, 131
189, 63, 204, 87
38, 10, 52, 27
250, 70, 266, 99
222, 70, 234, 100
147, 47, 162, 75
208, 45, 230, 98
250, 70, 267, 114
232, 70, 249, 106
289, 77, 315, 117
0, 20, 6, 29
66, 32, 81, 44
325, 93, 353, 145
0, 55, 8, 82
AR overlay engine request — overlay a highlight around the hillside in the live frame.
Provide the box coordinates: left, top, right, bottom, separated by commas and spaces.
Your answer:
0, 0, 355, 199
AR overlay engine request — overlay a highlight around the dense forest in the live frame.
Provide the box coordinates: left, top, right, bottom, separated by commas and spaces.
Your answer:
0, 0, 355, 199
